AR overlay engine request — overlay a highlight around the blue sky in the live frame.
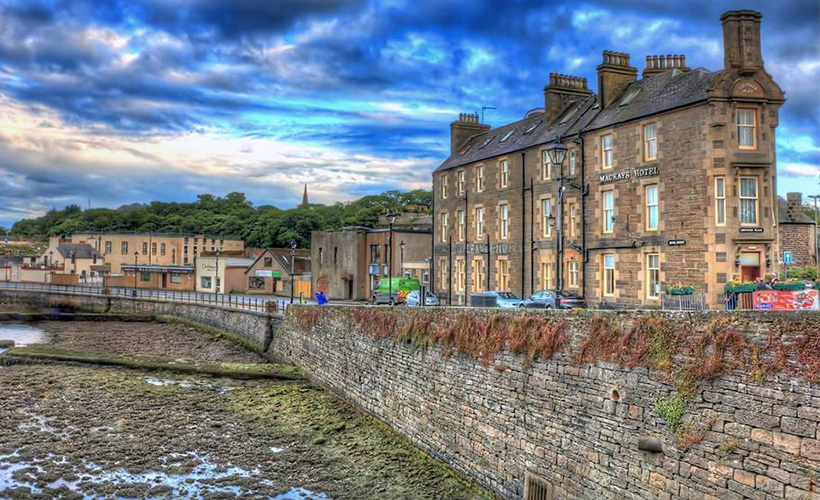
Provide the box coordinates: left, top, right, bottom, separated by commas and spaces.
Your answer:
0, 0, 817, 228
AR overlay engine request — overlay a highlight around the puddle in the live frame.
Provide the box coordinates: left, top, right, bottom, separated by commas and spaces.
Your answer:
142, 377, 237, 394
0, 324, 49, 350
0, 450, 329, 499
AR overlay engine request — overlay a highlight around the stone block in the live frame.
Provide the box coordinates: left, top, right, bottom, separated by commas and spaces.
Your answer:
781, 417, 817, 438
773, 432, 802, 455
755, 475, 785, 496
800, 438, 820, 461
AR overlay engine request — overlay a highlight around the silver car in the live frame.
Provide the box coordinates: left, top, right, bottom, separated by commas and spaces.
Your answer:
404, 290, 440, 306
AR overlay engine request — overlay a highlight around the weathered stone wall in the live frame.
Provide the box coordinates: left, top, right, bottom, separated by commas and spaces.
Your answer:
0, 290, 277, 352
271, 306, 820, 500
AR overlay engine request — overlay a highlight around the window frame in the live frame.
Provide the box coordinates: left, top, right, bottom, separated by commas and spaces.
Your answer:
739, 177, 759, 226
457, 170, 465, 196
473, 257, 485, 293
603, 254, 615, 297
569, 202, 577, 238
603, 190, 615, 234
499, 203, 509, 240
498, 258, 509, 291
457, 209, 465, 242
568, 149, 576, 176
644, 123, 658, 161
737, 108, 757, 150
647, 253, 660, 299
476, 165, 485, 192
568, 261, 579, 288
715, 177, 726, 227
541, 150, 552, 180
500, 160, 509, 188
456, 258, 465, 292
475, 206, 484, 239
540, 261, 553, 290
645, 184, 659, 231
541, 198, 551, 238
602, 134, 613, 169
441, 175, 448, 199
440, 212, 449, 243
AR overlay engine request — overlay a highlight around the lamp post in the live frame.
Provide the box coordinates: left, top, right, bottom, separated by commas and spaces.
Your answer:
214, 248, 220, 297
290, 240, 297, 304
545, 139, 568, 291
386, 212, 397, 305
810, 194, 820, 267
48, 250, 53, 269
133, 251, 139, 290
399, 240, 406, 275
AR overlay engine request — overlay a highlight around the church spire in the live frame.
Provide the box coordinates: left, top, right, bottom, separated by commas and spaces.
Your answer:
301, 183, 309, 207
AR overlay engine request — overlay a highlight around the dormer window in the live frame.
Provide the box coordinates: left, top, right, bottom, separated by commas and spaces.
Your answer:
524, 121, 542, 135
478, 136, 494, 149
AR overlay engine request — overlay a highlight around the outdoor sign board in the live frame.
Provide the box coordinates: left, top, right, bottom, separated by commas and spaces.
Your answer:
753, 290, 819, 311
667, 239, 686, 246
783, 251, 793, 265
739, 228, 764, 233
254, 270, 282, 278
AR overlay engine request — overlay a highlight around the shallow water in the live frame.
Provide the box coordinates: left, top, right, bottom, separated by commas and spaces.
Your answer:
0, 450, 329, 499
0, 323, 49, 349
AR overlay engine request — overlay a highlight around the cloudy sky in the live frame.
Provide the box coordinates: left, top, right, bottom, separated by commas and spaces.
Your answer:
0, 0, 818, 228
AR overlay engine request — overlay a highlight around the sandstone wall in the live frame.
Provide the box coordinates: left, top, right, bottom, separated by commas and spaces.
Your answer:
271, 307, 820, 500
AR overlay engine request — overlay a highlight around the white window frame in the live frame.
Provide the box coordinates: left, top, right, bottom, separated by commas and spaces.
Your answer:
441, 175, 448, 199
498, 258, 509, 291
473, 257, 485, 293
500, 160, 509, 188
737, 109, 757, 149
602, 134, 613, 169
440, 212, 448, 243
569, 149, 576, 176
540, 261, 553, 290
569, 261, 579, 288
541, 150, 552, 180
603, 191, 615, 233
569, 203, 577, 238
457, 170, 465, 196
476, 165, 485, 192
541, 198, 552, 238
645, 184, 659, 231
647, 253, 660, 299
603, 254, 615, 297
739, 177, 758, 225
438, 257, 448, 291
456, 258, 465, 292
500, 204, 509, 240
715, 177, 726, 226
457, 210, 465, 241
475, 206, 484, 239
644, 123, 658, 161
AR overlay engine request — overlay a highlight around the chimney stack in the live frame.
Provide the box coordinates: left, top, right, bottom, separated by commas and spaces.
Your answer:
450, 113, 490, 155
596, 51, 638, 108
786, 192, 803, 223
720, 10, 763, 73
643, 54, 690, 78
543, 73, 593, 123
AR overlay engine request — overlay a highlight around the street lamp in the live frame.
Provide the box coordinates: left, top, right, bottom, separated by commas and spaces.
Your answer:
399, 240, 406, 275
133, 251, 139, 289
48, 250, 53, 269
545, 139, 568, 166
546, 139, 568, 291
386, 212, 397, 305
290, 240, 297, 304
214, 248, 220, 297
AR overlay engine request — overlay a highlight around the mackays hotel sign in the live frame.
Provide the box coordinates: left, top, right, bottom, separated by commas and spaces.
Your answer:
599, 165, 659, 183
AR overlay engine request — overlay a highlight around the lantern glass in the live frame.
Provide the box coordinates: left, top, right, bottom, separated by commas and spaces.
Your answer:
546, 140, 567, 165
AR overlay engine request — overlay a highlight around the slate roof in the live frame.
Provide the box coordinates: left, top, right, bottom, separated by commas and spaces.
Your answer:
245, 248, 311, 275
56, 244, 101, 259
778, 197, 815, 224
435, 68, 721, 173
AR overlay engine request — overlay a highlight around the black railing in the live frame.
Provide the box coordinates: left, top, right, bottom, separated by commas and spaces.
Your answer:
0, 282, 288, 315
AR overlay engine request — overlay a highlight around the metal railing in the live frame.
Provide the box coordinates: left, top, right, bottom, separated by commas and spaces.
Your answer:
0, 281, 288, 315
724, 291, 755, 311
661, 292, 708, 311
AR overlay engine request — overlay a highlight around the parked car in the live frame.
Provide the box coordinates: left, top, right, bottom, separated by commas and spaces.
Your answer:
521, 290, 587, 309
371, 277, 421, 305
404, 290, 440, 307
470, 291, 522, 308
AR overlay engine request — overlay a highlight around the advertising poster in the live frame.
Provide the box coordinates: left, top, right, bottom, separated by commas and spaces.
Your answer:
753, 290, 819, 311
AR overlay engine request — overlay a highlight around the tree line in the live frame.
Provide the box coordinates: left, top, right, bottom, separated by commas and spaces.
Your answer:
9, 190, 432, 249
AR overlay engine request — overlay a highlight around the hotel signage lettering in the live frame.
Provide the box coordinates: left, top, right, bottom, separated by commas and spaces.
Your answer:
667, 239, 686, 246
599, 165, 659, 184
739, 228, 764, 233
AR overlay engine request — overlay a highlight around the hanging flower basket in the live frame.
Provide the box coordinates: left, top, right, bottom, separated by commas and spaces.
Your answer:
666, 285, 694, 295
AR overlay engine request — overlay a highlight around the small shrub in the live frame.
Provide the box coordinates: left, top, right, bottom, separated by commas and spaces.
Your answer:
655, 393, 689, 432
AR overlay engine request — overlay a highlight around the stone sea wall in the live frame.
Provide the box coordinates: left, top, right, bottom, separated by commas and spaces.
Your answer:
0, 290, 277, 352
271, 307, 820, 500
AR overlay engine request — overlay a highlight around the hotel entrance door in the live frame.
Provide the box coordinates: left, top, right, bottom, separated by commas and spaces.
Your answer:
739, 252, 761, 282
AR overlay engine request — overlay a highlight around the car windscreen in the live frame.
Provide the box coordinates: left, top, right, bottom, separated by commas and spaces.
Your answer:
497, 292, 518, 299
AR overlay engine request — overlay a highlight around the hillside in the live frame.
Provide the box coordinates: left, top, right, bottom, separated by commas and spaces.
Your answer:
10, 190, 432, 249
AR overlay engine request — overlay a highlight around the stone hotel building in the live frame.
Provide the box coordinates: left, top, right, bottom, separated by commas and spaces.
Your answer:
433, 10, 784, 308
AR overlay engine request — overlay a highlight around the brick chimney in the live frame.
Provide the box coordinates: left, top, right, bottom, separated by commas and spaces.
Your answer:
720, 10, 763, 73
543, 73, 593, 123
643, 55, 689, 78
596, 51, 638, 108
450, 113, 490, 155
786, 192, 803, 222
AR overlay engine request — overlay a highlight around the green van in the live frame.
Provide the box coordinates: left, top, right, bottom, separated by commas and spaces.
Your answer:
371, 278, 421, 305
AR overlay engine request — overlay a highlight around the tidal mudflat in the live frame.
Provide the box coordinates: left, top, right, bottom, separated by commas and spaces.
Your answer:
0, 316, 489, 499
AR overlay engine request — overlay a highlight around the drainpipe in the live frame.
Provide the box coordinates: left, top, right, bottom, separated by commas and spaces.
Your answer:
580, 135, 588, 298
530, 177, 535, 294
520, 151, 527, 298
464, 189, 469, 304
431, 189, 436, 295
448, 234, 452, 305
